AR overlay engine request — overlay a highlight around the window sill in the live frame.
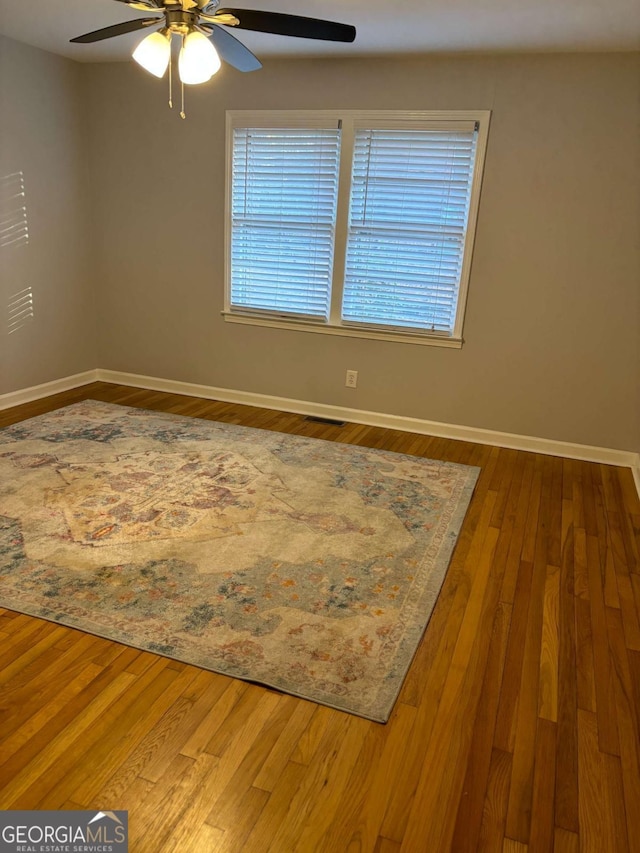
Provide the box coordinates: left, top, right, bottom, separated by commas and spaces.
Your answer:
221, 311, 463, 348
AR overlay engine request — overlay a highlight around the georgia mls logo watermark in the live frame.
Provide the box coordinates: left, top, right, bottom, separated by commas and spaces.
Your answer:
0, 811, 128, 853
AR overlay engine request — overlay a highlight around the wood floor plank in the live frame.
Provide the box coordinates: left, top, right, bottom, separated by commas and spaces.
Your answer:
586, 534, 620, 755
491, 452, 527, 603
239, 759, 308, 850
603, 541, 622, 610
505, 556, 547, 841
0, 661, 105, 765
201, 699, 300, 847
338, 702, 417, 852
573, 527, 590, 602
174, 821, 225, 851
373, 837, 402, 853
132, 690, 282, 851
202, 682, 275, 758
126, 752, 217, 852
568, 460, 585, 532
0, 622, 69, 685
450, 600, 512, 853
581, 464, 599, 538
0, 644, 140, 789
288, 704, 337, 766
494, 559, 534, 753
93, 669, 226, 802
477, 749, 513, 853
553, 826, 579, 853
398, 526, 501, 851
176, 677, 247, 765
396, 473, 491, 709
243, 692, 317, 792
379, 494, 499, 844
528, 717, 557, 852
601, 751, 630, 853
608, 511, 640, 650
575, 596, 596, 713
1, 631, 106, 735
503, 839, 528, 852
506, 456, 555, 843
21, 658, 178, 809
520, 458, 545, 565
290, 717, 377, 853
539, 563, 560, 722
603, 466, 640, 570
68, 664, 202, 806
244, 713, 364, 851
577, 709, 629, 852
489, 448, 519, 528
501, 453, 537, 604
605, 606, 640, 846
397, 555, 467, 709
546, 458, 564, 568
1, 382, 638, 851
554, 516, 579, 833
627, 648, 640, 738
0, 671, 136, 807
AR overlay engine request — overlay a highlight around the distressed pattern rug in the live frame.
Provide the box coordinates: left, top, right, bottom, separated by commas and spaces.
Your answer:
0, 401, 479, 721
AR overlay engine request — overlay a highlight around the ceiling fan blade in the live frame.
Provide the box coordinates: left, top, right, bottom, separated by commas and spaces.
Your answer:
217, 8, 356, 42
70, 18, 161, 44
201, 25, 262, 72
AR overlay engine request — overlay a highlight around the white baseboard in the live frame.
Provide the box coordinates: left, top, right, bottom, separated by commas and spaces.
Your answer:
0, 370, 99, 411
633, 458, 640, 500
3, 368, 639, 500
96, 369, 640, 474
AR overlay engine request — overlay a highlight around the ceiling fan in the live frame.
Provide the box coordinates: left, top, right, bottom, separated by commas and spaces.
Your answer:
70, 0, 356, 90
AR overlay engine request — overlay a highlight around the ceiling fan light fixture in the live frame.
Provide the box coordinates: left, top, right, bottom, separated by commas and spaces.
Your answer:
178, 31, 221, 85
132, 29, 171, 78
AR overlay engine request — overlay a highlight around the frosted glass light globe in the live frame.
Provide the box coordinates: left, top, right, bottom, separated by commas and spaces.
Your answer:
179, 31, 221, 85
132, 31, 171, 78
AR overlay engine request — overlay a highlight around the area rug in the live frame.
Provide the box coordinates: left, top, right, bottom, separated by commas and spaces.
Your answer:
0, 401, 479, 722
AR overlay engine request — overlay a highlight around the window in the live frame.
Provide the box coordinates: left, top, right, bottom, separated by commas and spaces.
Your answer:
225, 111, 490, 347
230, 126, 340, 320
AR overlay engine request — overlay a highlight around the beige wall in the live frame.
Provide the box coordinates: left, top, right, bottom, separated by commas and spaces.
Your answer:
0, 36, 96, 394
84, 52, 640, 453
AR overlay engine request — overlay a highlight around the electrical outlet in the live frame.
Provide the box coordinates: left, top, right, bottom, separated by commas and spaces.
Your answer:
345, 369, 358, 388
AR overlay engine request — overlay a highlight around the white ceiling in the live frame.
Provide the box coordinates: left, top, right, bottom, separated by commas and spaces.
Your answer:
1, 0, 639, 63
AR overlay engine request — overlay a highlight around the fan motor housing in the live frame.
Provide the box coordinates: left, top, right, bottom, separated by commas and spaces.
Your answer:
165, 8, 199, 33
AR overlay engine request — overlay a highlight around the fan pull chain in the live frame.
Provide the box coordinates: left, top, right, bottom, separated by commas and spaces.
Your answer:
179, 35, 186, 119
168, 45, 173, 109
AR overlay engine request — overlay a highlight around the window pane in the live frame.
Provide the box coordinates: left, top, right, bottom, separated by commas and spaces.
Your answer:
342, 128, 478, 334
231, 127, 341, 319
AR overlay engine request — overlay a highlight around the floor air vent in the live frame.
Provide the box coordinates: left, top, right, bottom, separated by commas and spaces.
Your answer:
304, 415, 346, 426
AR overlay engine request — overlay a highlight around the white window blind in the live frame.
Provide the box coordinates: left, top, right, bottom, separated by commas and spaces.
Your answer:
342, 126, 479, 334
230, 126, 341, 319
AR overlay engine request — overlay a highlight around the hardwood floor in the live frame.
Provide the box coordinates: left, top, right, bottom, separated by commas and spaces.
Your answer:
1, 382, 639, 851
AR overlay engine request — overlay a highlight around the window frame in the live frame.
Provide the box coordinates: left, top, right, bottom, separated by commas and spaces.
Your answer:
224, 110, 490, 348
